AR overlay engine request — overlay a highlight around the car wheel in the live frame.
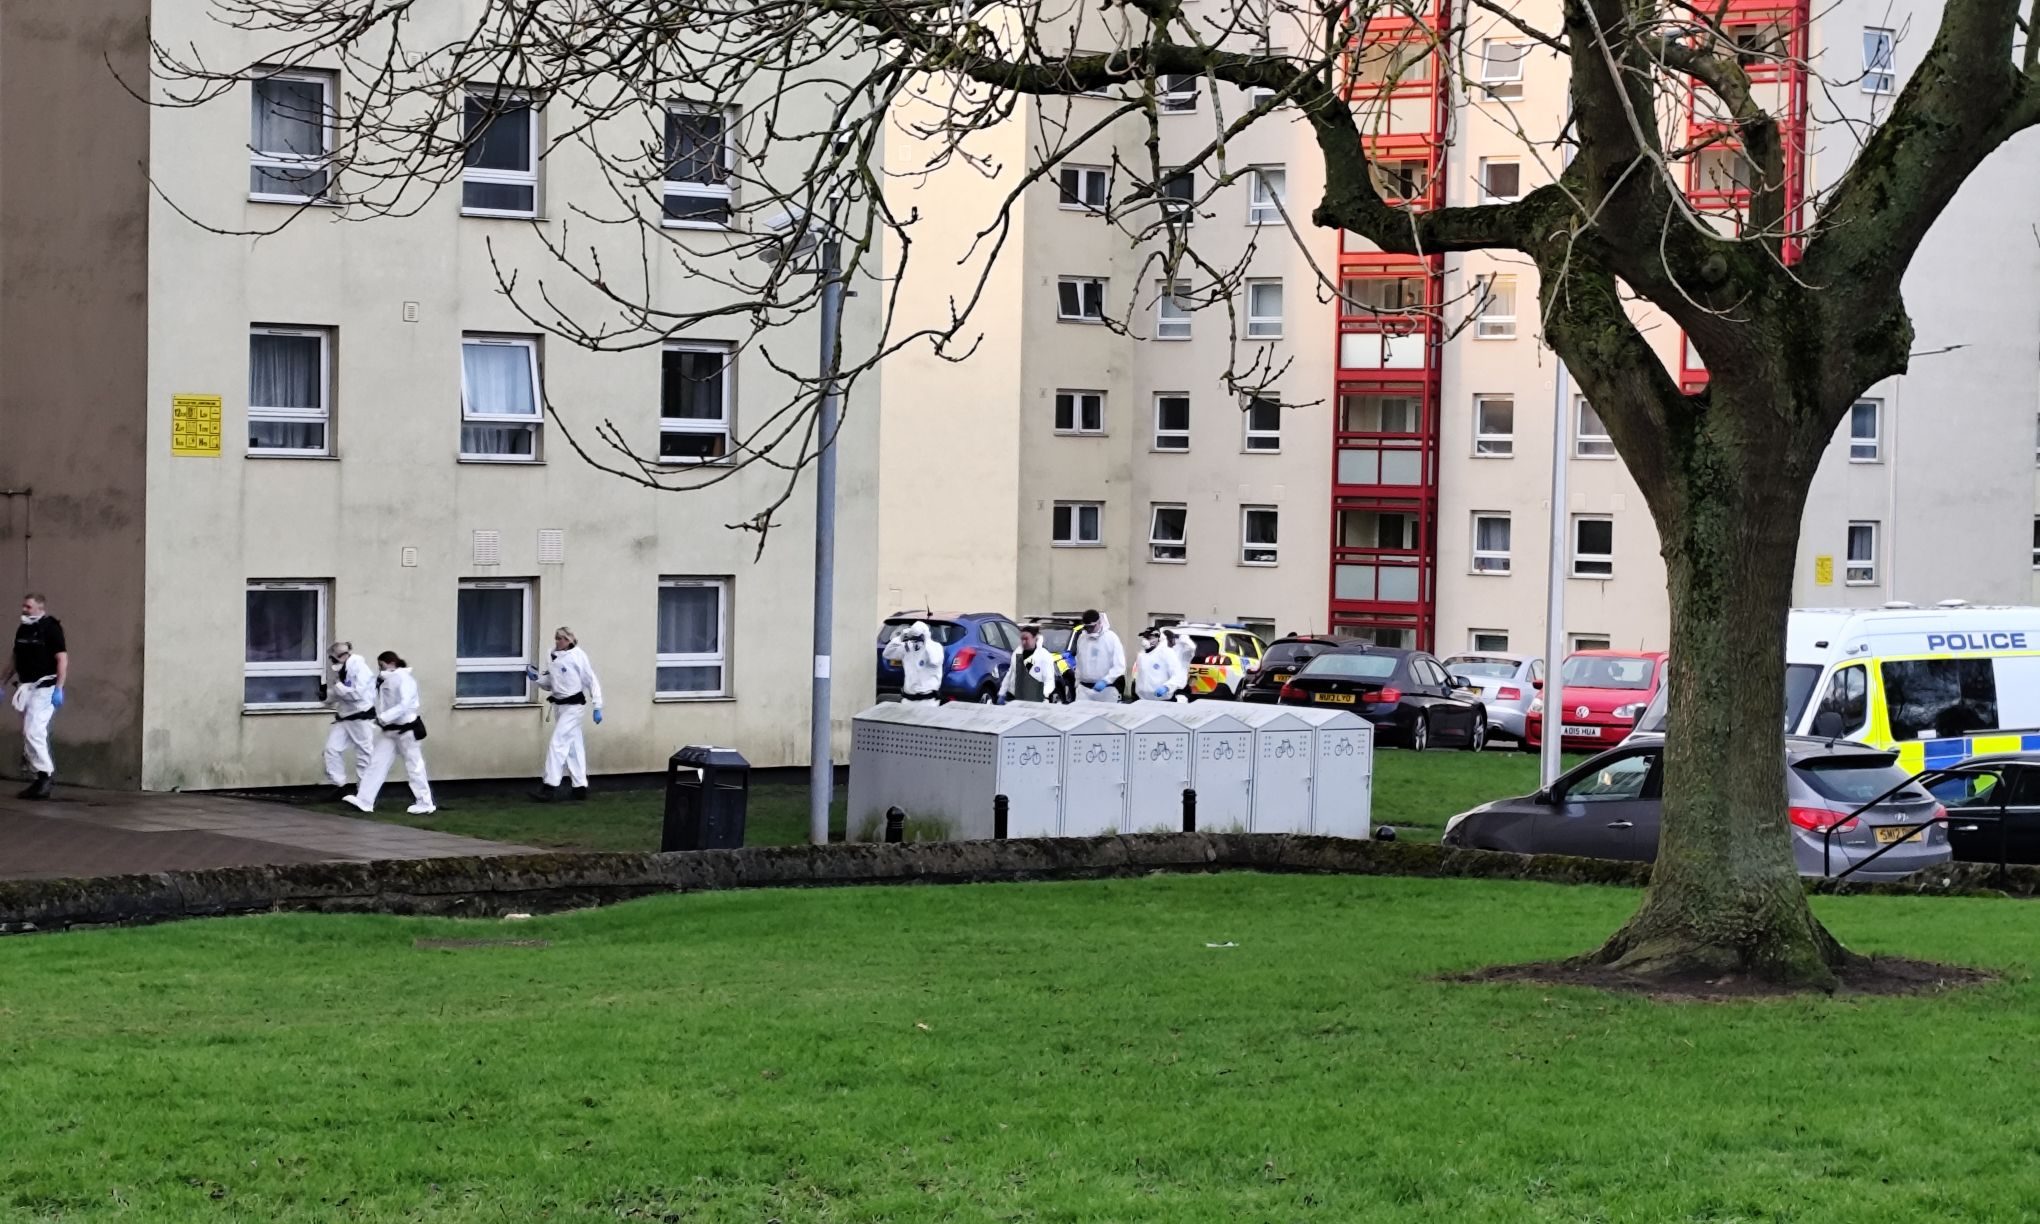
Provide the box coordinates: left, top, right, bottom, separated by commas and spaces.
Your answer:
1466, 716, 1486, 753
1410, 714, 1429, 752
978, 685, 999, 704
1209, 685, 1233, 703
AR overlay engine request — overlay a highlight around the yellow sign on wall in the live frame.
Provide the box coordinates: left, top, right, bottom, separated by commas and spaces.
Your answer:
171, 394, 223, 457
1814, 555, 1834, 586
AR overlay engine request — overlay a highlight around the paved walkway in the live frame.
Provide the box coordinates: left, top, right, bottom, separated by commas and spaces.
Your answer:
0, 787, 536, 882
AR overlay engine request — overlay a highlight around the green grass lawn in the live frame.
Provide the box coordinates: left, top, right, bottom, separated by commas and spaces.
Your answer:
358, 749, 1577, 853
2, 875, 2035, 1221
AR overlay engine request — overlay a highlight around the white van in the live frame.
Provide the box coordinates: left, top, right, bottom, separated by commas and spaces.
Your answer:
1629, 603, 2040, 772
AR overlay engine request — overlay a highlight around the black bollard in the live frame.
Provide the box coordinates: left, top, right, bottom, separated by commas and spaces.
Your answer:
884, 806, 906, 844
993, 793, 1009, 840
1182, 787, 1197, 833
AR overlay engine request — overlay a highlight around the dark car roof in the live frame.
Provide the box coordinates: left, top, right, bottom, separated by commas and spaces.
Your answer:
1624, 732, 1895, 763
1326, 644, 1415, 658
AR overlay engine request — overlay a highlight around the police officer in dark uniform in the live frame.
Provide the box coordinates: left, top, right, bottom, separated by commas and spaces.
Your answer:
4, 593, 68, 800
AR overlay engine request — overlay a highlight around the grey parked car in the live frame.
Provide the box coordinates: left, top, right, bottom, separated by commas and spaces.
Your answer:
1442, 652, 1543, 741
1442, 734, 1952, 881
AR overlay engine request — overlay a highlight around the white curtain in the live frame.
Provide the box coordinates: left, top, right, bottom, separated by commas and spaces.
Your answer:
1477, 516, 1511, 554
659, 585, 721, 655
252, 79, 324, 156
249, 334, 321, 409
462, 343, 537, 417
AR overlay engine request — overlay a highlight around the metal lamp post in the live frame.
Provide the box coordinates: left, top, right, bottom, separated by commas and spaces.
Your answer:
1542, 357, 1570, 788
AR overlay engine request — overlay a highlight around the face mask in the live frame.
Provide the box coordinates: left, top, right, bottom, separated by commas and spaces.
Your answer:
21, 613, 42, 625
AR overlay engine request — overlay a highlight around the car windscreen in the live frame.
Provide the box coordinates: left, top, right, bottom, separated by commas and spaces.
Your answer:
1794, 755, 1923, 805
1301, 653, 1400, 681
1262, 641, 1327, 669
1783, 663, 1820, 730
1560, 655, 1655, 689
881, 620, 966, 646
1444, 656, 1517, 679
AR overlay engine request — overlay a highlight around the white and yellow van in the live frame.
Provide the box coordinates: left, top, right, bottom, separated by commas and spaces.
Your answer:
1632, 603, 2040, 771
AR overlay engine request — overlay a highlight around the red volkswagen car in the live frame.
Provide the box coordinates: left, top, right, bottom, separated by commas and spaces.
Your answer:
1524, 650, 1668, 753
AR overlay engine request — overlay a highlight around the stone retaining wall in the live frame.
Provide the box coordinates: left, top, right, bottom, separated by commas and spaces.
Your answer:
1, 835, 2032, 934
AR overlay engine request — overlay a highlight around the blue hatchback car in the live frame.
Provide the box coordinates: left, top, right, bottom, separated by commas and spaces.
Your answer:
875, 611, 1022, 703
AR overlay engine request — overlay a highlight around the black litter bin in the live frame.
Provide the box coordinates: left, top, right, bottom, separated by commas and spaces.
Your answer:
662, 746, 751, 851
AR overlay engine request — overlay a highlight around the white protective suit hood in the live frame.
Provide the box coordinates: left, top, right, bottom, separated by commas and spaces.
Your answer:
1074, 614, 1126, 684
884, 620, 946, 696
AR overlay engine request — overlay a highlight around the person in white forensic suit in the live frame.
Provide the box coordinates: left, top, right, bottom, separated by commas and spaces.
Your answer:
321, 641, 377, 801
1134, 627, 1188, 701
884, 620, 946, 701
343, 651, 435, 816
1165, 627, 1197, 674
530, 625, 603, 802
1072, 609, 1127, 703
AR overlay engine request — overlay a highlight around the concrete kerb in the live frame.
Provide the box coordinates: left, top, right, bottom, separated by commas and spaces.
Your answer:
0, 834, 2033, 934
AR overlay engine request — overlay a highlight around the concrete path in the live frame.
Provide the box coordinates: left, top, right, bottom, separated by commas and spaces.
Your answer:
0, 787, 536, 882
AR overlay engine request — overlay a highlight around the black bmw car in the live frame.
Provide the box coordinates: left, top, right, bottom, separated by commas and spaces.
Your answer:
1276, 645, 1488, 751
1239, 635, 1357, 704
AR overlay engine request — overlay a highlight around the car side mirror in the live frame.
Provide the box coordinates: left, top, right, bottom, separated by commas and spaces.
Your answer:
1812, 710, 1845, 740
1532, 679, 1544, 691
1533, 787, 1556, 805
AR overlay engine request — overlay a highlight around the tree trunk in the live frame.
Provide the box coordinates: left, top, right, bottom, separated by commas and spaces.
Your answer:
1581, 416, 1854, 989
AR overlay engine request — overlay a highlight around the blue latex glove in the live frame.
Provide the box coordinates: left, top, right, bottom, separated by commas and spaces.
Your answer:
50, 687, 65, 710
1092, 680, 1110, 692
996, 695, 1008, 705
525, 665, 540, 680
592, 707, 603, 725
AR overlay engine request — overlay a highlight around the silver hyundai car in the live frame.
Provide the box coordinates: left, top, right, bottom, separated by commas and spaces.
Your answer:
1443, 734, 1952, 881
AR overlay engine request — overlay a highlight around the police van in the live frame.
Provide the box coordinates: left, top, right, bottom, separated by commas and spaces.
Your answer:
1630, 603, 2040, 771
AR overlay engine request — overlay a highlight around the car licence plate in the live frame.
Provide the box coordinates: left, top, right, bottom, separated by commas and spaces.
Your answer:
1315, 692, 1357, 704
1875, 825, 1925, 845
1561, 725, 1601, 738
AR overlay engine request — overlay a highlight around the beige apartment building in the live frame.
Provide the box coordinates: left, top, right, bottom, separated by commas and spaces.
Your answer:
880, 0, 2040, 664
0, 1, 880, 790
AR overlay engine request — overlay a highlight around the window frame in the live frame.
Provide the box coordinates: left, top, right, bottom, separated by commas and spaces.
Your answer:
1240, 505, 1280, 566
662, 102, 737, 230
1473, 394, 1514, 458
1472, 512, 1513, 574
459, 334, 544, 462
247, 325, 334, 458
1569, 633, 1612, 652
248, 69, 338, 204
461, 89, 540, 219
1148, 503, 1188, 563
1242, 394, 1283, 453
1574, 396, 1616, 459
1474, 274, 1517, 339
1156, 280, 1193, 339
243, 579, 332, 712
455, 578, 535, 706
1478, 39, 1528, 99
1159, 73, 1199, 112
1846, 520, 1879, 585
1470, 630, 1510, 652
1053, 389, 1107, 436
1153, 393, 1191, 451
1245, 278, 1285, 338
1571, 514, 1615, 579
656, 576, 732, 699
1058, 164, 1110, 211
659, 340, 736, 465
1159, 168, 1196, 226
1051, 501, 1104, 548
1478, 158, 1522, 203
1862, 27, 1896, 94
1848, 398, 1881, 463
1247, 166, 1286, 224
1057, 276, 1109, 323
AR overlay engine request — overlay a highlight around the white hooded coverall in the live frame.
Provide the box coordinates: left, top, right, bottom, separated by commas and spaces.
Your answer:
883, 621, 946, 699
349, 668, 434, 813
323, 653, 377, 786
537, 645, 603, 788
1134, 642, 1188, 702
1171, 632, 1198, 672
1073, 615, 1128, 703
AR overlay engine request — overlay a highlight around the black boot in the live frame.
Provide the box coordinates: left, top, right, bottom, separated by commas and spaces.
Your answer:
340, 782, 358, 798
570, 786, 589, 802
529, 783, 558, 803
19, 773, 51, 801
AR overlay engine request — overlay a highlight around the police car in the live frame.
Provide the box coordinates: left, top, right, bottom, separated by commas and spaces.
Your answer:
1172, 623, 1269, 701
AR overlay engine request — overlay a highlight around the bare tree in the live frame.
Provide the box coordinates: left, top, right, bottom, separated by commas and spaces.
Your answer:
151, 0, 2040, 986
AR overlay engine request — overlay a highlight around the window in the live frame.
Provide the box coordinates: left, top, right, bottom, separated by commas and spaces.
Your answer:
1149, 504, 1188, 562
1242, 395, 1282, 452
1153, 394, 1190, 450
1570, 634, 1612, 651
1059, 165, 1109, 211
1474, 275, 1516, 339
1052, 501, 1103, 546
456, 580, 533, 702
1474, 395, 1514, 457
1846, 521, 1878, 584
1565, 752, 1655, 802
249, 70, 335, 201
1246, 280, 1284, 338
460, 336, 543, 460
1817, 663, 1870, 738
663, 104, 734, 226
462, 92, 538, 217
1863, 27, 1896, 94
1849, 399, 1880, 462
1343, 394, 1421, 434
1344, 276, 1426, 312
1156, 281, 1192, 339
657, 578, 730, 697
244, 581, 329, 707
1372, 159, 1431, 201
1882, 658, 1997, 742
1572, 515, 1614, 578
1470, 630, 1510, 652
1160, 170, 1195, 226
1472, 513, 1512, 574
2032, 517, 2039, 568
1241, 506, 1279, 565
661, 342, 734, 462
1054, 389, 1106, 434
1479, 158, 1522, 202
248, 327, 331, 455
1160, 73, 1198, 111
1575, 397, 1615, 458
1479, 40, 1528, 99
1248, 167, 1286, 224
1058, 277, 1108, 322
